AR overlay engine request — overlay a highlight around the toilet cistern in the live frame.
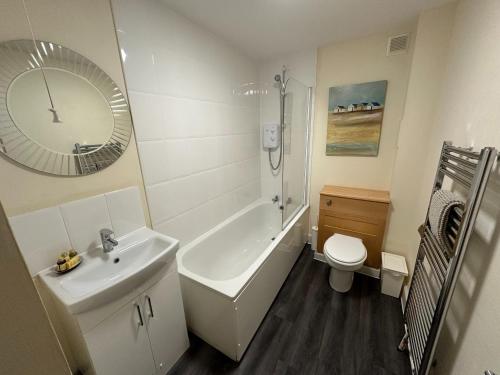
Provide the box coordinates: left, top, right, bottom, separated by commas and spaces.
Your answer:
100, 228, 118, 252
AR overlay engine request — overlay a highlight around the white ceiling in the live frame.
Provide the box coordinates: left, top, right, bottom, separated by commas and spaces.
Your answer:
163, 0, 454, 61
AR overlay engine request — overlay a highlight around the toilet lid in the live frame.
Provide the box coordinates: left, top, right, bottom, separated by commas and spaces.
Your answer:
324, 234, 366, 263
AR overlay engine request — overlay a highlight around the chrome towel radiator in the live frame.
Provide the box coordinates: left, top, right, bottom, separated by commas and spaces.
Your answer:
402, 141, 497, 375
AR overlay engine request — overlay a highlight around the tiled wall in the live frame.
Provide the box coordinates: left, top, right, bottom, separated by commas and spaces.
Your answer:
112, 0, 261, 246
9, 187, 145, 276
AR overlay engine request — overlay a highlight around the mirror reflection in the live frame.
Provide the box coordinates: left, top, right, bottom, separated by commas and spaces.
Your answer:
0, 40, 132, 176
8, 68, 115, 155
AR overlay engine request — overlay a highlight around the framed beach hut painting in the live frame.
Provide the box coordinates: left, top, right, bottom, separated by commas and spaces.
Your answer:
326, 80, 387, 156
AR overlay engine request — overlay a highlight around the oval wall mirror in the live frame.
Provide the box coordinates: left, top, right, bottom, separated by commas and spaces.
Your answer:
0, 39, 132, 176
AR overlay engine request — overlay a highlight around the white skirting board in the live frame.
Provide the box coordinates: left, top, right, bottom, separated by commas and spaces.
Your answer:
313, 251, 380, 279
313, 251, 326, 262
358, 265, 381, 279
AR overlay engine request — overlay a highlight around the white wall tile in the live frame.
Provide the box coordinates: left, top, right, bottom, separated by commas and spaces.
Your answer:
113, 0, 262, 247
9, 207, 71, 276
154, 208, 196, 246
189, 137, 222, 173
105, 186, 146, 237
147, 177, 195, 224
9, 187, 147, 276
112, 0, 159, 93
154, 198, 217, 246
154, 179, 260, 245
128, 92, 164, 141
119, 37, 158, 93
60, 195, 112, 253
137, 141, 171, 185
233, 181, 261, 209
147, 157, 260, 225
161, 96, 191, 138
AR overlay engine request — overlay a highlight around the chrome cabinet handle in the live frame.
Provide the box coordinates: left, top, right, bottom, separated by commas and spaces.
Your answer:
326, 199, 332, 206
146, 295, 154, 318
135, 303, 144, 326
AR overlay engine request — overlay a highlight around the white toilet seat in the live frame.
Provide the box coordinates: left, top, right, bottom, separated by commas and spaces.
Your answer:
324, 234, 367, 266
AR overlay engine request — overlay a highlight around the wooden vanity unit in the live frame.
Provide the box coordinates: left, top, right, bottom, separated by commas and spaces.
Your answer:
317, 185, 390, 269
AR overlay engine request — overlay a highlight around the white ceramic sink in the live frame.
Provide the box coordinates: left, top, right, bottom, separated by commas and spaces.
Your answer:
39, 227, 179, 314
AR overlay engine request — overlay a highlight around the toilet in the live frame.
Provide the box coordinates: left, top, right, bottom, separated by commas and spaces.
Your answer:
324, 233, 367, 293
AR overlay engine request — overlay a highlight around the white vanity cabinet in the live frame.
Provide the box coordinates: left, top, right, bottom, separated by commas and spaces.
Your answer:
84, 296, 156, 375
44, 259, 189, 375
142, 272, 190, 373
37, 227, 188, 374
83, 269, 189, 375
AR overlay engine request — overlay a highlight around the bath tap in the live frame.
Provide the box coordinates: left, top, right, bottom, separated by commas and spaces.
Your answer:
100, 228, 118, 253
272, 195, 279, 203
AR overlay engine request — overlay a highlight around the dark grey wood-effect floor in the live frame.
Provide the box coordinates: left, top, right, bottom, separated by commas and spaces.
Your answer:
168, 245, 411, 375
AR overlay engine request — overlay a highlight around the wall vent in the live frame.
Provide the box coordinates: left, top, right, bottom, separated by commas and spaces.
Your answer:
387, 33, 410, 56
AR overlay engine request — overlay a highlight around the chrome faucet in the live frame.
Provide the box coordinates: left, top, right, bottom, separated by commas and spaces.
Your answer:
100, 228, 118, 253
272, 195, 279, 203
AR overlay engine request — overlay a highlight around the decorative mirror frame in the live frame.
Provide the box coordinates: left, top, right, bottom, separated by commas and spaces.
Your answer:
0, 39, 132, 176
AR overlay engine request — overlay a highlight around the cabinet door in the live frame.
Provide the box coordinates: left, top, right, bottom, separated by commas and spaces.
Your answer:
84, 299, 156, 375
143, 272, 189, 374
320, 214, 382, 268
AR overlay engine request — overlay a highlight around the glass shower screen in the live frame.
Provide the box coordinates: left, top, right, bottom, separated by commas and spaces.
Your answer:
282, 77, 311, 228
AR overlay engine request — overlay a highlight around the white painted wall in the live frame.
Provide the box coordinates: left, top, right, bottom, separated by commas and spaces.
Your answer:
385, 3, 457, 272
390, 1, 500, 373
309, 26, 415, 229
0, 202, 70, 375
0, 0, 148, 220
112, 0, 261, 246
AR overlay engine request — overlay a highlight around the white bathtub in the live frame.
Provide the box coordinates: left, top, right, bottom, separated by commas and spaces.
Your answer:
177, 200, 309, 361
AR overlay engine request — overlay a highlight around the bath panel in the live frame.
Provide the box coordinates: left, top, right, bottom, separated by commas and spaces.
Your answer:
177, 202, 309, 360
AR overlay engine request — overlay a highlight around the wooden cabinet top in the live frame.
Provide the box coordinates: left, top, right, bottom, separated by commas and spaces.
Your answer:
320, 185, 390, 204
